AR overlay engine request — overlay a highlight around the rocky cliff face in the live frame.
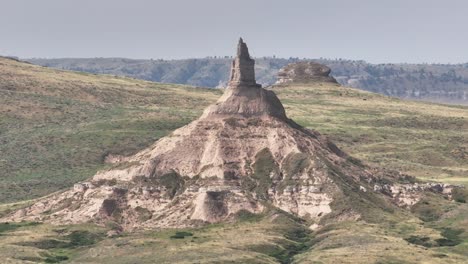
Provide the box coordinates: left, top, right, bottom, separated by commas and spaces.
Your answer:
5, 39, 459, 231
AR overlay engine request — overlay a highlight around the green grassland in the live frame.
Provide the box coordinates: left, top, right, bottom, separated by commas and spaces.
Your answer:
0, 57, 221, 202
1, 204, 468, 264
273, 83, 468, 185
1, 57, 468, 263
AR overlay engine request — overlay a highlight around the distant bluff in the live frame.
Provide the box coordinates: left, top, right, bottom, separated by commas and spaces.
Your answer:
276, 61, 338, 84
27, 57, 468, 105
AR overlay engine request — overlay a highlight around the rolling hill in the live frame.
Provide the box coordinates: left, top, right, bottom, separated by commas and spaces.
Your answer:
0, 56, 468, 263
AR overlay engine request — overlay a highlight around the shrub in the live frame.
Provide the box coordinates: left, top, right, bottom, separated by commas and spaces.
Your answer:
44, 254, 69, 263
410, 199, 444, 222
235, 210, 262, 222
252, 148, 278, 199
170, 231, 193, 239
437, 228, 463, 247
452, 188, 468, 203
159, 172, 184, 198
404, 235, 432, 247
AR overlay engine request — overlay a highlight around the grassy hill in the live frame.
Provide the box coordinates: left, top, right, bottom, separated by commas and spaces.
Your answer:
0, 57, 221, 202
1, 57, 468, 263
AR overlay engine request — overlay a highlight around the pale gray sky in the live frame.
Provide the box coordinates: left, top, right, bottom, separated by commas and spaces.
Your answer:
1, 0, 467, 63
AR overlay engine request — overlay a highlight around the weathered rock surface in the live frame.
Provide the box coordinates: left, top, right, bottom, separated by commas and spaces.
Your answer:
375, 181, 462, 207
228, 38, 259, 87
276, 61, 338, 84
4, 39, 461, 231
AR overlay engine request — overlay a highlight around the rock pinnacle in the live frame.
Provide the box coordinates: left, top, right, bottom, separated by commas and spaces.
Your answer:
228, 38, 260, 87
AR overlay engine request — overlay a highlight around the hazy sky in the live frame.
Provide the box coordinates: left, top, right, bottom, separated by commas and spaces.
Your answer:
1, 0, 467, 63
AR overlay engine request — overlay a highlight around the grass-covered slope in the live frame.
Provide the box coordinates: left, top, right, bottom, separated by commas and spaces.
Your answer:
1, 207, 468, 264
0, 57, 221, 202
273, 83, 468, 185
1, 57, 467, 204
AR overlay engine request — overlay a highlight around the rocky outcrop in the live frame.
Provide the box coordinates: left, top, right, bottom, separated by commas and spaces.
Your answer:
375, 182, 462, 207
276, 61, 337, 84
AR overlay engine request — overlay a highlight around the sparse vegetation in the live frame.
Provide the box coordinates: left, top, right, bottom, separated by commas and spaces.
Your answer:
404, 235, 433, 247
0, 221, 40, 234
411, 196, 447, 222
43, 253, 69, 263
135, 206, 153, 221
252, 148, 278, 199
452, 188, 468, 203
235, 209, 263, 222
0, 57, 221, 202
159, 171, 185, 198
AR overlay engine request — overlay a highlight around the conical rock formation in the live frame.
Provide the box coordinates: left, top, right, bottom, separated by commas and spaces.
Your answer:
4, 39, 453, 230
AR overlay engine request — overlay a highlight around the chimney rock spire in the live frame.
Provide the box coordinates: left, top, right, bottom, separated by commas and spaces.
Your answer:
228, 38, 260, 88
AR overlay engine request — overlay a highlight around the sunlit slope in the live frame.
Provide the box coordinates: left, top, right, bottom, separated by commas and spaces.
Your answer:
1, 57, 467, 203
